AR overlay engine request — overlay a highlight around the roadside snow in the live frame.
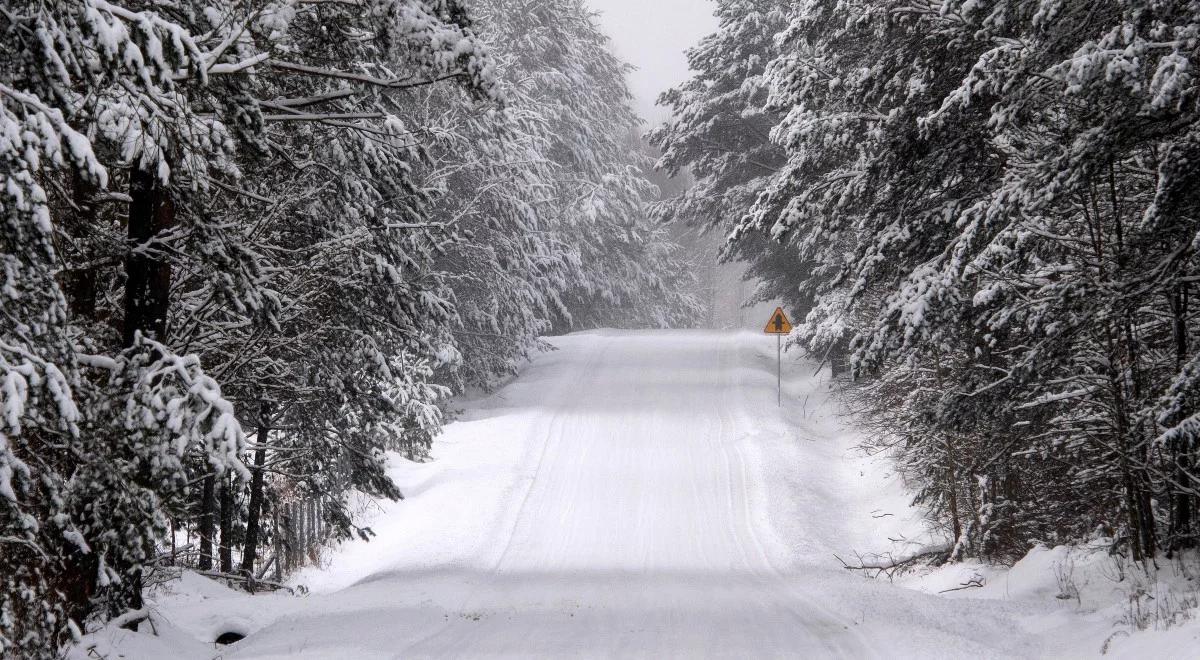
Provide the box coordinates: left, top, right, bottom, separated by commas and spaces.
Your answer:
74, 330, 1199, 658
897, 543, 1200, 659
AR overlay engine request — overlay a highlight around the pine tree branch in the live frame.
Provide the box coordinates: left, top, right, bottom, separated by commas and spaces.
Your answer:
267, 60, 466, 90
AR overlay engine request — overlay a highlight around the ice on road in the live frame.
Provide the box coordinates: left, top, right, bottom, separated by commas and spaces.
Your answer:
179, 331, 1045, 658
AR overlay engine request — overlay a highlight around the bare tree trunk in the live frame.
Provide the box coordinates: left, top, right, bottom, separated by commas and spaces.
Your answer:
829, 337, 848, 378
123, 166, 174, 347
54, 213, 102, 613
1171, 282, 1189, 371
273, 506, 284, 581
97, 164, 176, 613
932, 347, 963, 552
63, 170, 99, 319
241, 402, 272, 574
198, 475, 215, 571
291, 502, 303, 568
1170, 451, 1195, 552
1168, 282, 1193, 552
1107, 322, 1147, 561
220, 473, 234, 573
944, 434, 963, 549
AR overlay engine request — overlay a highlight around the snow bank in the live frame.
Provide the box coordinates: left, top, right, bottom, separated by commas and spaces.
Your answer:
70, 331, 1200, 658
896, 542, 1200, 657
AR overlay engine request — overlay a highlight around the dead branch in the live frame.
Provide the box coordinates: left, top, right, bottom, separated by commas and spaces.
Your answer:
834, 547, 951, 581
938, 576, 985, 593
195, 569, 295, 594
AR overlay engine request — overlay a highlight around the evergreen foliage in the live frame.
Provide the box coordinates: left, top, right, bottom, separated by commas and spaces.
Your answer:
658, 0, 1200, 561
0, 0, 693, 654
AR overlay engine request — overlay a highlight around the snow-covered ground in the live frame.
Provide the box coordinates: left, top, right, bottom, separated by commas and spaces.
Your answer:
77, 330, 1199, 658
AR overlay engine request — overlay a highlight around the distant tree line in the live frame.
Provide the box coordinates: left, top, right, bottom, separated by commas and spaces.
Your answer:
655, 0, 1200, 563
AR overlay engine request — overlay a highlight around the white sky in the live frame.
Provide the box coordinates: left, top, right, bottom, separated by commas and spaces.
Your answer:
585, 0, 718, 126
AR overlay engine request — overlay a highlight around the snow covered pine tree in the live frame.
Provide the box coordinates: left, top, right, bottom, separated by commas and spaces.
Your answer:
1, 0, 498, 654
3, 0, 702, 654
671, 0, 1200, 561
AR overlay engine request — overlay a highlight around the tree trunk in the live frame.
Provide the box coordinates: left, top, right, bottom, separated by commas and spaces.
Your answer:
63, 170, 99, 319
112, 164, 175, 617
273, 506, 284, 581
1168, 282, 1193, 551
123, 166, 175, 347
241, 402, 272, 575
220, 473, 234, 573
944, 434, 963, 549
1170, 451, 1194, 552
829, 337, 849, 378
1107, 323, 1147, 561
198, 475, 215, 571
1171, 282, 1188, 371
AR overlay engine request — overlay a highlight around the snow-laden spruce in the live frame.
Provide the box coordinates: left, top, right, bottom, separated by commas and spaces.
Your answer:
656, 0, 1200, 563
649, 1, 823, 361
2, 0, 699, 655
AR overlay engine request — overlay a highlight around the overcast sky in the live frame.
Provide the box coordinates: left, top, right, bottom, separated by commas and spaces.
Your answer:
585, 0, 718, 126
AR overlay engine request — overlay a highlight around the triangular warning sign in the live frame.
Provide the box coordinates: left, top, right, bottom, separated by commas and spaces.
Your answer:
763, 307, 792, 335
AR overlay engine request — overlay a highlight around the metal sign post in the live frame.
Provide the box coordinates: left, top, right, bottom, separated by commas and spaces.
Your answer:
763, 307, 793, 406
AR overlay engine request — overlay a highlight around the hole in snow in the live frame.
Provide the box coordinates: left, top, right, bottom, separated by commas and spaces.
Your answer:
214, 631, 246, 645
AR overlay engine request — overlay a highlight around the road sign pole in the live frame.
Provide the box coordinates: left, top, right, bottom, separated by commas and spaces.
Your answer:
763, 306, 792, 407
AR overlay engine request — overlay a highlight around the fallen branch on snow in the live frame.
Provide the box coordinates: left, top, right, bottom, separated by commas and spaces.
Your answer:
938, 576, 985, 593
195, 570, 295, 594
834, 546, 951, 581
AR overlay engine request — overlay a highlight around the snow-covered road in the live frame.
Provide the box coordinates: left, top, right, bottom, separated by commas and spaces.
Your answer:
144, 331, 1050, 658
372, 330, 870, 657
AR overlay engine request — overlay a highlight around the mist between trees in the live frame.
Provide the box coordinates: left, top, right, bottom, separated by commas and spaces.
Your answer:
652, 0, 1200, 569
1, 0, 702, 654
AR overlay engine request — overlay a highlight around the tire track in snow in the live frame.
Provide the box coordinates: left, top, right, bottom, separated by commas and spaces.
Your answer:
721, 332, 879, 658
225, 331, 1034, 659
396, 336, 615, 655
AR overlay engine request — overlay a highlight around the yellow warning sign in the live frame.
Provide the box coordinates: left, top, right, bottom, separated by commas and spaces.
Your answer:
763, 307, 792, 335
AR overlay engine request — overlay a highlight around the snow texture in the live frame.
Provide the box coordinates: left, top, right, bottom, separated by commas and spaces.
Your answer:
73, 330, 1187, 658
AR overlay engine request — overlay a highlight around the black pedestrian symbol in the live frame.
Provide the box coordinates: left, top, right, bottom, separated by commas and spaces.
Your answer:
763, 307, 791, 335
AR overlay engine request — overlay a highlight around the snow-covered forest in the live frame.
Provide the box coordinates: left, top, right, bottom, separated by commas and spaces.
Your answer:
3, 0, 1200, 658
655, 0, 1200, 567
1, 0, 699, 653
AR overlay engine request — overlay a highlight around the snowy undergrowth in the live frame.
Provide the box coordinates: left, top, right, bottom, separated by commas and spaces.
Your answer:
890, 544, 1200, 658
753, 338, 1200, 658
